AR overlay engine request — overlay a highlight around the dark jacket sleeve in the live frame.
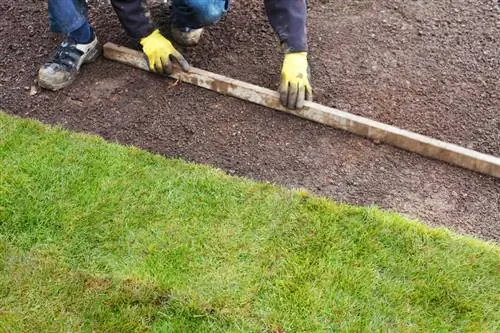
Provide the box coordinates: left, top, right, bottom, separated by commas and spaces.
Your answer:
110, 0, 156, 40
264, 0, 308, 53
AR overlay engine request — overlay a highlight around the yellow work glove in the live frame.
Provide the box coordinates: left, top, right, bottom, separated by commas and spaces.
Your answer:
279, 52, 313, 109
140, 29, 189, 74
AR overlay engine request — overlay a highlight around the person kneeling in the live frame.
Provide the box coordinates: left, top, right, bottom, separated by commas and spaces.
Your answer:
38, 0, 312, 110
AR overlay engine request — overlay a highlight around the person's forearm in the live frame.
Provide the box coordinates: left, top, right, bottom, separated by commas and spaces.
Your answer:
264, 0, 308, 52
110, 0, 156, 40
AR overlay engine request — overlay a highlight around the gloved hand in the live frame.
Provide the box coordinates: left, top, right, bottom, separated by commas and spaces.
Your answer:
140, 29, 190, 74
279, 52, 313, 109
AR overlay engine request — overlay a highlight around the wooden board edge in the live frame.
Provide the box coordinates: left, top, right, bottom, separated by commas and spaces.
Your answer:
102, 42, 500, 179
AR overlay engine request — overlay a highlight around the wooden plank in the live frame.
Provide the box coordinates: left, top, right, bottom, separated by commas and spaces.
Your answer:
103, 42, 500, 179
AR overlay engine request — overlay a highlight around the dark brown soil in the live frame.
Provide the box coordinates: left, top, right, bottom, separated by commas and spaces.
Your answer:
1, 0, 499, 241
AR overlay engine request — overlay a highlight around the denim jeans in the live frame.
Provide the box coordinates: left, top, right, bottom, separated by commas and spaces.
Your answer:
171, 0, 230, 29
48, 0, 230, 35
48, 0, 89, 34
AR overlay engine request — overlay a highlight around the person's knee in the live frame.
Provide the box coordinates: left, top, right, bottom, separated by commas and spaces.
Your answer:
188, 0, 228, 26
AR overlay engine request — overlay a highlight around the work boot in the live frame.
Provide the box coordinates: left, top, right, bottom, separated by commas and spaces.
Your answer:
38, 34, 100, 91
171, 25, 204, 46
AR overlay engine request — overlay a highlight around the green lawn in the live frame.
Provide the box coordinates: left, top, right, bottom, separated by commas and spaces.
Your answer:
0, 112, 498, 332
